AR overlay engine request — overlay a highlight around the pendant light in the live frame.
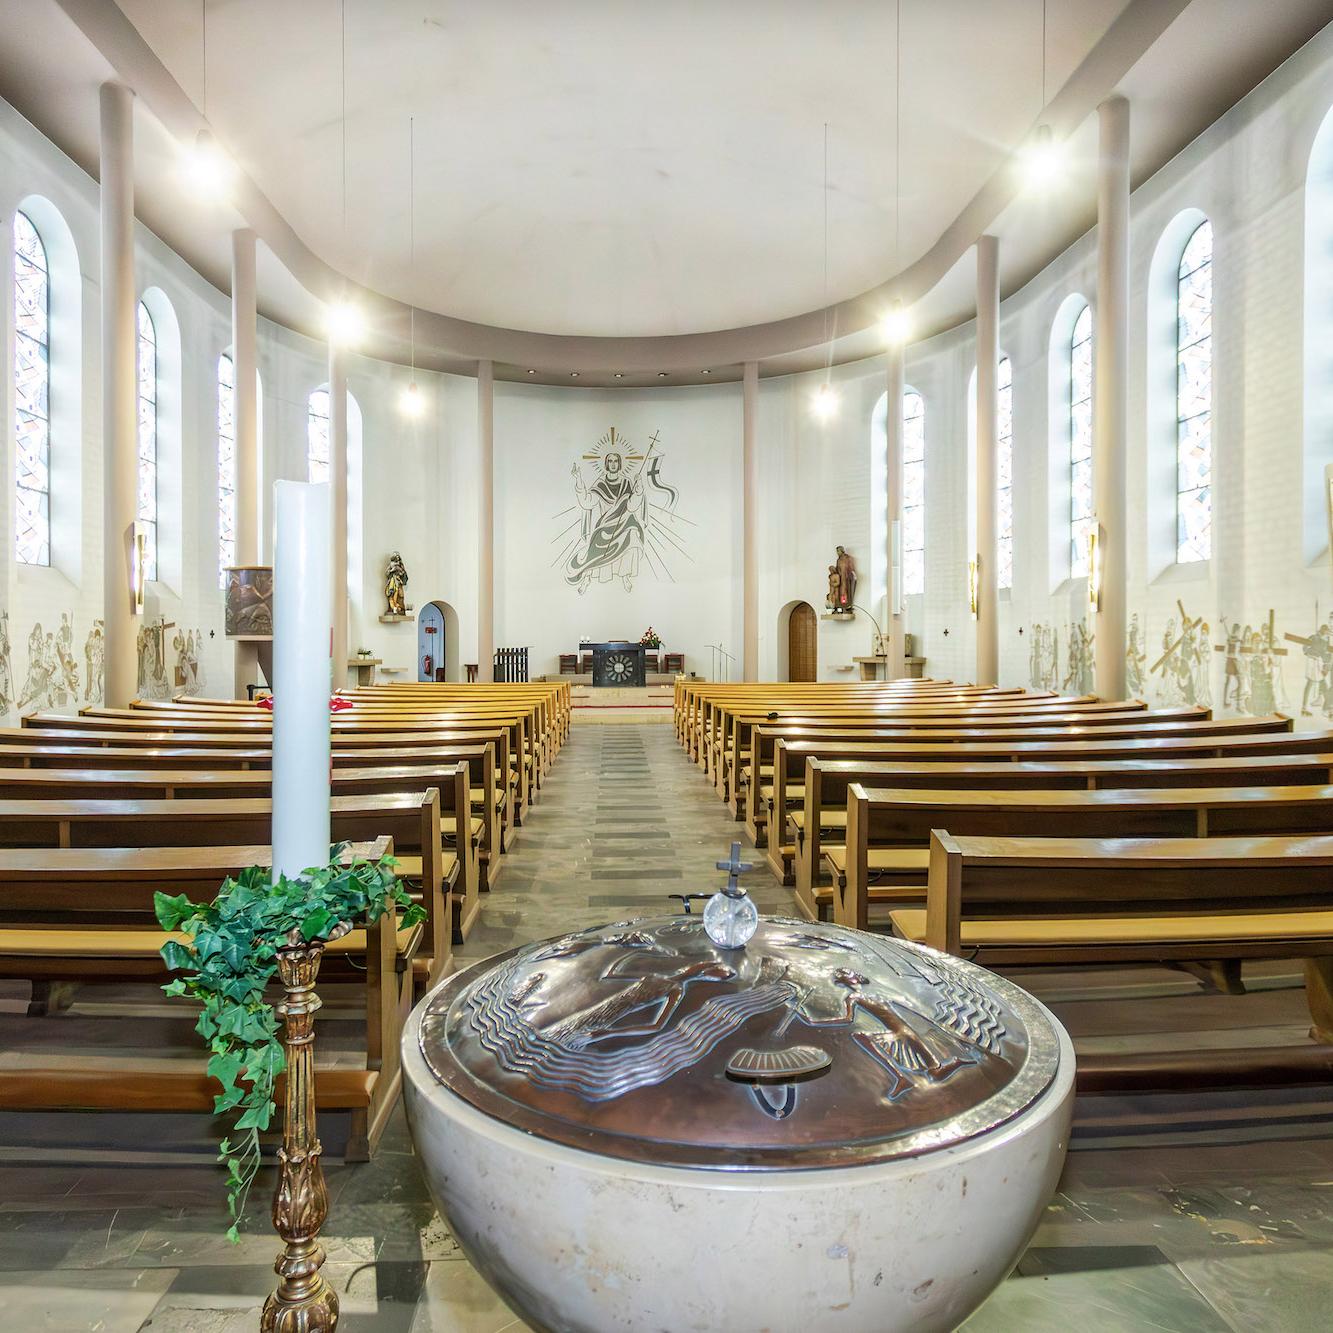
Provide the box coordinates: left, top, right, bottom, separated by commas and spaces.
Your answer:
184, 2, 233, 198
1021, 1, 1063, 187
812, 122, 838, 420
326, 1, 363, 345
400, 116, 424, 417
882, 0, 913, 347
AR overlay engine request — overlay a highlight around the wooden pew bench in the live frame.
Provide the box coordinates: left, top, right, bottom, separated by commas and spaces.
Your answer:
789, 752, 1333, 920
886, 831, 1333, 1088
833, 783, 1333, 930
0, 837, 404, 1159
0, 762, 482, 940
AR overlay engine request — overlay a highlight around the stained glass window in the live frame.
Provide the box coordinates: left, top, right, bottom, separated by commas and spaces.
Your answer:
997, 356, 1014, 590
14, 211, 50, 566
1069, 304, 1094, 577
1176, 220, 1212, 563
307, 387, 330, 484
136, 301, 158, 582
217, 354, 236, 587
902, 390, 925, 596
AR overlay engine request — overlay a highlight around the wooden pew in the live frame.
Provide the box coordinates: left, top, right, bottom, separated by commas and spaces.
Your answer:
835, 783, 1333, 931
0, 791, 455, 982
753, 714, 1301, 867
0, 838, 405, 1159
886, 831, 1333, 1089
792, 751, 1333, 920
0, 762, 482, 940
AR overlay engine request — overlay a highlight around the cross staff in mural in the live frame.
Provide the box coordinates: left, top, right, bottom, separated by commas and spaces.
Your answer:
1151, 600, 1209, 706
551, 427, 693, 593
1125, 613, 1146, 698
1285, 611, 1332, 716
1215, 610, 1288, 715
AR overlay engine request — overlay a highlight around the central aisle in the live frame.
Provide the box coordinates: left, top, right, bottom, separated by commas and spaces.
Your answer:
456, 719, 794, 968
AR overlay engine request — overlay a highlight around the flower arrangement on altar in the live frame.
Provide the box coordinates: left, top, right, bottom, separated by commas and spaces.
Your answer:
639, 626, 662, 649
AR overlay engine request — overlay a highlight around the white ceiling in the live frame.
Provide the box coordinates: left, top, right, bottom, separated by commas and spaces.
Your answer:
113, 0, 1132, 339
0, 1, 1327, 381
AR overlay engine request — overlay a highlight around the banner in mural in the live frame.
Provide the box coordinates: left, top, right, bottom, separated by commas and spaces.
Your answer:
550, 427, 692, 593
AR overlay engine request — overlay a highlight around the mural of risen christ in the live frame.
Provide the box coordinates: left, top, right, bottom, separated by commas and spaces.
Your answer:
565, 448, 648, 592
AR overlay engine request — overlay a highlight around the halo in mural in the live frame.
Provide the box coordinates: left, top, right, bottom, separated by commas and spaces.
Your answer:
550, 427, 693, 594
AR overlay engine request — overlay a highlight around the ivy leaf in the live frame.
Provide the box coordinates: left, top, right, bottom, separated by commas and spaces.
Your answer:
234, 1101, 274, 1131
154, 891, 196, 931
160, 939, 194, 973
300, 906, 333, 941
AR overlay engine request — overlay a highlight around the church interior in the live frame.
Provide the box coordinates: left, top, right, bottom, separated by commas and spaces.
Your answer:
2, 1, 1333, 1329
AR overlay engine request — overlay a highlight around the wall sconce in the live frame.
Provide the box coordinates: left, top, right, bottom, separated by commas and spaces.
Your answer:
968, 557, 979, 620
131, 522, 147, 614
1087, 523, 1103, 611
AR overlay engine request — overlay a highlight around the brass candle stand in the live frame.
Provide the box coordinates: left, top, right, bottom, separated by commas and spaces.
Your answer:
261, 933, 342, 1331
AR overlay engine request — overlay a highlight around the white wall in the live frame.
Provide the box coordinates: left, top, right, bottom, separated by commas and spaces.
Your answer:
0, 20, 1330, 707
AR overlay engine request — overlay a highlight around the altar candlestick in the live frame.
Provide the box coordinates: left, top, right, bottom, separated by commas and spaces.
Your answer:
272, 481, 332, 879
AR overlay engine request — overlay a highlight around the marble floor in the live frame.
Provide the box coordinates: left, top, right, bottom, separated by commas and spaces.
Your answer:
2, 719, 1332, 1330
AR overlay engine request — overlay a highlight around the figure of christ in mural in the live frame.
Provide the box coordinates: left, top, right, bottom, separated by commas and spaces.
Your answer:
566, 448, 648, 592
1125, 613, 1146, 698
1028, 624, 1045, 691
1220, 621, 1244, 711
0, 611, 12, 714
84, 620, 104, 703
552, 428, 692, 594
17, 622, 55, 712
53, 612, 79, 706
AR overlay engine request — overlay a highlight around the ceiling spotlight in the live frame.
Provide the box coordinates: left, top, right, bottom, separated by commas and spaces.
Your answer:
325, 300, 364, 346
183, 128, 233, 199
1021, 124, 1063, 188
399, 381, 424, 417
570, 371, 580, 378
812, 381, 838, 420
527, 369, 536, 375
613, 372, 624, 379
881, 302, 913, 346
657, 372, 668, 378
701, 369, 711, 375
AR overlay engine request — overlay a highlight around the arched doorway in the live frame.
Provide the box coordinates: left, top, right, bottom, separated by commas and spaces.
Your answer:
786, 602, 817, 682
417, 601, 460, 681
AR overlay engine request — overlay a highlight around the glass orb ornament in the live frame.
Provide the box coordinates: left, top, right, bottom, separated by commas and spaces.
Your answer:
703, 887, 759, 949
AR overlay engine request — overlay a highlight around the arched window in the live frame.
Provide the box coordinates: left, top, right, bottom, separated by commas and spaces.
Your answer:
1069, 304, 1094, 577
217, 354, 236, 586
307, 387, 330, 483
14, 211, 50, 566
902, 389, 926, 595
136, 301, 158, 581
1176, 220, 1212, 563
997, 356, 1013, 590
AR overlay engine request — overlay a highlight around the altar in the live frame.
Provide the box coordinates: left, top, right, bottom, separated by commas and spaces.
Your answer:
586, 641, 646, 687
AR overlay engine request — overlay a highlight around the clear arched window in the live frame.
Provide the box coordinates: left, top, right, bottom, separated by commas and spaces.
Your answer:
14, 211, 50, 566
902, 389, 926, 595
1176, 220, 1212, 563
1069, 304, 1094, 577
307, 387, 330, 483
217, 354, 236, 586
997, 356, 1014, 589
136, 301, 158, 581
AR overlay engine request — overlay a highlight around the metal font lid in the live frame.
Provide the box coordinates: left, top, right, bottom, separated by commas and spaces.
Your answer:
417, 917, 1061, 1170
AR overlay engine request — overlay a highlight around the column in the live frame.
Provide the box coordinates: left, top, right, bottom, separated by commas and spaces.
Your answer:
477, 360, 495, 680
328, 343, 349, 686
974, 234, 1000, 686
100, 82, 138, 709
1094, 96, 1130, 700
231, 228, 261, 697
884, 340, 907, 679
741, 361, 758, 681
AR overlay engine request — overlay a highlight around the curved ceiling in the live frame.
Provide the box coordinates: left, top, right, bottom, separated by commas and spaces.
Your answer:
0, 1, 1328, 382
115, 0, 1131, 339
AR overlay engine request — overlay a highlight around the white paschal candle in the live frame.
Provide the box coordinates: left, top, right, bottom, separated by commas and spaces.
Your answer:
272, 480, 332, 879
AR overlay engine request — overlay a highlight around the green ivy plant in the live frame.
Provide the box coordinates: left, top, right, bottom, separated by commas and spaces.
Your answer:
155, 849, 424, 1241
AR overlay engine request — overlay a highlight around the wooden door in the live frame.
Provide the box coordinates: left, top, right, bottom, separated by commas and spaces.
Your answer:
788, 602, 817, 682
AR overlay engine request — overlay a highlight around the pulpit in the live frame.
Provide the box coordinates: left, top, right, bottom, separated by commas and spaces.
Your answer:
588, 642, 646, 687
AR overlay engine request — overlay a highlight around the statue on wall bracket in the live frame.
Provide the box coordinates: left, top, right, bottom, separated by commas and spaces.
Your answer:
826, 546, 856, 615
385, 551, 409, 617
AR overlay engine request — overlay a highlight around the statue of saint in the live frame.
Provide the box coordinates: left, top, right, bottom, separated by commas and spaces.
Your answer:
565, 449, 647, 593
385, 551, 409, 617
826, 546, 856, 614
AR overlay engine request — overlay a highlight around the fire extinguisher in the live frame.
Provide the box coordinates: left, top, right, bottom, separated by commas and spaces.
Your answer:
422, 653, 434, 678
